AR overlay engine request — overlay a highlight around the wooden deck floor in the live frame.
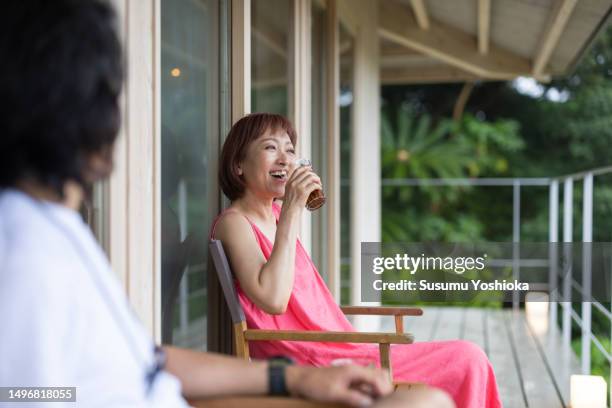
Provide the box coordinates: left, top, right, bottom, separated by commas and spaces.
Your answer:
380, 307, 581, 408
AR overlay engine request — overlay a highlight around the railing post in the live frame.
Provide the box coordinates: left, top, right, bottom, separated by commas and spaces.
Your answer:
512, 180, 520, 312
562, 178, 573, 353
549, 180, 559, 331
581, 173, 593, 374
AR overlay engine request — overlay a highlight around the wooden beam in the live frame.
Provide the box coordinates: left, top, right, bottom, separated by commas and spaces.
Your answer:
381, 42, 421, 57
378, 0, 548, 81
379, 343, 391, 376
409, 0, 429, 30
350, 0, 382, 332
533, 0, 578, 77
290, 0, 312, 254
232, 0, 250, 122
453, 81, 475, 121
381, 66, 479, 85
233, 322, 250, 359
337, 0, 358, 36
478, 0, 490, 54
340, 306, 423, 316
106, 0, 161, 339
244, 329, 413, 344
394, 315, 404, 334
325, 0, 341, 302
107, 0, 128, 294
381, 53, 435, 68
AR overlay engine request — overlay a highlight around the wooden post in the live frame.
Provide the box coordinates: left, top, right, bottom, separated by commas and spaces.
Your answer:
234, 322, 250, 360
349, 0, 381, 332
106, 0, 161, 341
394, 315, 404, 334
379, 343, 391, 376
326, 0, 341, 301
290, 0, 313, 254
232, 0, 251, 123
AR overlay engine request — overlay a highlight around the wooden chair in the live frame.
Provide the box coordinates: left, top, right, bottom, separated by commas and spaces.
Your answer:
208, 239, 423, 377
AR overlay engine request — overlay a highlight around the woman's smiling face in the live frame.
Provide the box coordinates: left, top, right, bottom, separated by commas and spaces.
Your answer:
238, 128, 297, 199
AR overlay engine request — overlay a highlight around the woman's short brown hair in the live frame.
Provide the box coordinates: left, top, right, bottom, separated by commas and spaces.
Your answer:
219, 113, 297, 201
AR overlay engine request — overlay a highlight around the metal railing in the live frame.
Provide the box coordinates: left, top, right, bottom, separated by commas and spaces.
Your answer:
340, 166, 612, 387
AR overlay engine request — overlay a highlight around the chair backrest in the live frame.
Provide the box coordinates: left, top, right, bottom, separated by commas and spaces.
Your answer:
208, 239, 246, 324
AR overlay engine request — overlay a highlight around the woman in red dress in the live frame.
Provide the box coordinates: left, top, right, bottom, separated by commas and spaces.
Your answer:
211, 113, 502, 408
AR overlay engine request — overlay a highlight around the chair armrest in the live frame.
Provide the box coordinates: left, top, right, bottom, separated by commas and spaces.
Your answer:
340, 306, 423, 316
243, 329, 413, 344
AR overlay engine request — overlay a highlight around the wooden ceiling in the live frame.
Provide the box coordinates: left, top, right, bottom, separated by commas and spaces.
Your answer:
379, 0, 612, 84
250, 0, 612, 86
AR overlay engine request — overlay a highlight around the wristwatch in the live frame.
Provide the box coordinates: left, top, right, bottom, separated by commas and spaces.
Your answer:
267, 356, 294, 396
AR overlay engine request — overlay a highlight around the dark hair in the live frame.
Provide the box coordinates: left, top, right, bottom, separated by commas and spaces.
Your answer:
0, 0, 123, 193
219, 113, 297, 201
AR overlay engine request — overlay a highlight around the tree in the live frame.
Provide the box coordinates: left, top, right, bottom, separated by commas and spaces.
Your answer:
380, 105, 523, 242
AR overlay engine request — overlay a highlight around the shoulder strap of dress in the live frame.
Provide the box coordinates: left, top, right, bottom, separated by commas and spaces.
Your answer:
210, 207, 263, 244
209, 208, 240, 240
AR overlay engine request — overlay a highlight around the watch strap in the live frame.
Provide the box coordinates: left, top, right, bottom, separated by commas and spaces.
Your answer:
268, 363, 289, 396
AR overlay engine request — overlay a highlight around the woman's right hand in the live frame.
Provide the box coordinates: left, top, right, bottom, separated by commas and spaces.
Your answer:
282, 165, 322, 211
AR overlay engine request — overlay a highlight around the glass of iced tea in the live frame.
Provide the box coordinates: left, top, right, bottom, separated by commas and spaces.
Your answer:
295, 158, 326, 211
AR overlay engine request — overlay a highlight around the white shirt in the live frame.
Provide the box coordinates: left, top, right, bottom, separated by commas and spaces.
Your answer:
0, 190, 189, 407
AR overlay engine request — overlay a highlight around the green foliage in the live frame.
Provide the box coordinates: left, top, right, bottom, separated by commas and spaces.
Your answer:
380, 26, 612, 243
380, 106, 524, 242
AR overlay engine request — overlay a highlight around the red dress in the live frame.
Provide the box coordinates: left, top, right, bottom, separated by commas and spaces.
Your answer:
211, 204, 502, 408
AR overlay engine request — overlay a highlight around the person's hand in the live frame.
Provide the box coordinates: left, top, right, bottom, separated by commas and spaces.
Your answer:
285, 364, 393, 407
281, 165, 322, 211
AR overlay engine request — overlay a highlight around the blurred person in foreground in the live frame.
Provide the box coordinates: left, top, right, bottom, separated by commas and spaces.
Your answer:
0, 1, 454, 408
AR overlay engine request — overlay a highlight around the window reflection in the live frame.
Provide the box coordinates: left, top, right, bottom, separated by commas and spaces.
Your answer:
251, 0, 290, 115
161, 0, 218, 349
